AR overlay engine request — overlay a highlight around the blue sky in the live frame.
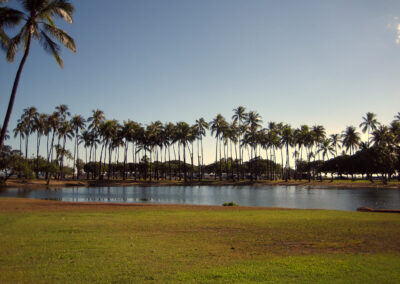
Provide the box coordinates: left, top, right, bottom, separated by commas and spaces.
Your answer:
1, 0, 400, 163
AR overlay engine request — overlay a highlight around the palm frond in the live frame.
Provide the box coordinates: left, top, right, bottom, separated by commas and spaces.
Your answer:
40, 0, 74, 24
18, 0, 46, 15
0, 27, 9, 50
40, 30, 63, 67
6, 25, 26, 62
43, 23, 75, 52
0, 7, 24, 27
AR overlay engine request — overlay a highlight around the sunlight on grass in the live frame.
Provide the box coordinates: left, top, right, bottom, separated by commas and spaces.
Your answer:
0, 198, 399, 282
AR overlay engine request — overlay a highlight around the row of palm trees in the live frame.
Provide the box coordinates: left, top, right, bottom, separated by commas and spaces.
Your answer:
6, 104, 400, 181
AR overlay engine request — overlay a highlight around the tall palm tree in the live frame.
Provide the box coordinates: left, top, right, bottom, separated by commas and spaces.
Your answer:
70, 115, 86, 179
330, 134, 340, 157
281, 124, 294, 181
210, 114, 226, 180
232, 106, 247, 174
47, 111, 60, 164
20, 106, 38, 158
57, 120, 73, 178
245, 111, 262, 180
33, 113, 47, 178
163, 122, 175, 180
195, 118, 209, 180
175, 121, 191, 182
341, 126, 361, 155
311, 125, 326, 160
13, 119, 26, 155
0, 0, 76, 152
359, 112, 379, 147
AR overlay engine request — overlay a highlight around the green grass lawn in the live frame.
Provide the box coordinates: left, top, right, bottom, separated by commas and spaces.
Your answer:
0, 198, 399, 283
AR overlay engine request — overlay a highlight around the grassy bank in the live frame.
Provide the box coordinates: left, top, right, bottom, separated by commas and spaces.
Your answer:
3, 177, 400, 189
0, 198, 399, 283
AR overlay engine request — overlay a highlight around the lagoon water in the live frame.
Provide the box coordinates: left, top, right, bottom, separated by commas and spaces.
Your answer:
1, 185, 399, 211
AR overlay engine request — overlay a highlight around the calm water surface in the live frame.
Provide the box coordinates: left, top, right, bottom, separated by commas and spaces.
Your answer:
1, 185, 399, 211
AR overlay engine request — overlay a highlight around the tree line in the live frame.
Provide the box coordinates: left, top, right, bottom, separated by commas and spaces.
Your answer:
1, 105, 399, 183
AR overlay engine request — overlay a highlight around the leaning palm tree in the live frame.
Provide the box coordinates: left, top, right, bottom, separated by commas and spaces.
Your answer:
0, 0, 76, 152
359, 112, 379, 147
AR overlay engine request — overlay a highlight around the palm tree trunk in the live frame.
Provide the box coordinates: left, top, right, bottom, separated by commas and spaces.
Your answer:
197, 138, 201, 181
0, 33, 32, 152
76, 137, 81, 179
73, 130, 77, 179
36, 134, 41, 179
183, 144, 187, 182
215, 137, 218, 180
201, 137, 204, 181
123, 142, 128, 180
168, 145, 171, 180
25, 135, 29, 159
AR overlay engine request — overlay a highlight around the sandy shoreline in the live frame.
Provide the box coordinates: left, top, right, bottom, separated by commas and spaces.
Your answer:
2, 178, 400, 189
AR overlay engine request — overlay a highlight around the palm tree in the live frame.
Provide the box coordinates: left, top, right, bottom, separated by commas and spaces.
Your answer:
394, 112, 400, 122
13, 119, 26, 155
311, 125, 326, 160
195, 118, 209, 180
318, 139, 335, 161
245, 111, 262, 180
371, 125, 393, 147
163, 122, 175, 180
70, 115, 86, 179
175, 121, 191, 182
47, 111, 60, 164
0, 0, 76, 152
121, 120, 136, 180
57, 121, 73, 178
341, 126, 361, 155
232, 106, 247, 175
359, 112, 379, 147
281, 124, 294, 181
210, 114, 226, 180
20, 106, 38, 158
330, 134, 340, 157
33, 113, 47, 178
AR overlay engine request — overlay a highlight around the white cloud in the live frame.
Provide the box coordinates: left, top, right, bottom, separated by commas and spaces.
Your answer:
396, 24, 400, 44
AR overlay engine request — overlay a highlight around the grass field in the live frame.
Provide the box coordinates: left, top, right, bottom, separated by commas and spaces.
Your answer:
0, 198, 399, 283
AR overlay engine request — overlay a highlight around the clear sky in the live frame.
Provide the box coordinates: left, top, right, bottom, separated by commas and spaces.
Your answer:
1, 0, 400, 164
